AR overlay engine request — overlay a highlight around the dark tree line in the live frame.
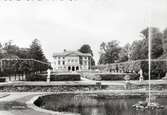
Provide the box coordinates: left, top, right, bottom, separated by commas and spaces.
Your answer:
98, 27, 167, 64
0, 39, 50, 78
0, 39, 48, 63
78, 44, 95, 66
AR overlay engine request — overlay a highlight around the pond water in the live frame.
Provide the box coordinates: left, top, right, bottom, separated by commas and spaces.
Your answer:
36, 94, 167, 115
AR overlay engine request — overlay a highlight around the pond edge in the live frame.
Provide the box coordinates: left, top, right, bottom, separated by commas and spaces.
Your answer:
26, 93, 80, 115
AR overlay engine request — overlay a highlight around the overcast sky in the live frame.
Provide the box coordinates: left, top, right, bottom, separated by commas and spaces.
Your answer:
0, 0, 167, 63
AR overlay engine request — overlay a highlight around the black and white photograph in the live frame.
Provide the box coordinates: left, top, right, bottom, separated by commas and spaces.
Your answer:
0, 0, 167, 115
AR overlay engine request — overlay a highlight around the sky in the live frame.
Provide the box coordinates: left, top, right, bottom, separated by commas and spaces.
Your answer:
0, 0, 167, 63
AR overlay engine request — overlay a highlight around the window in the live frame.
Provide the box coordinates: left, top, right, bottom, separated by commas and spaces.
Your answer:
63, 57, 65, 59
63, 61, 65, 65
58, 57, 60, 59
58, 61, 61, 65
85, 57, 87, 59
84, 61, 87, 65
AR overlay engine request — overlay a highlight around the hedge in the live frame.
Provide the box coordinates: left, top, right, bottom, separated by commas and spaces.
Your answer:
52, 73, 81, 81
141, 61, 166, 80
26, 73, 81, 81
0, 77, 6, 82
86, 73, 139, 81
98, 60, 167, 80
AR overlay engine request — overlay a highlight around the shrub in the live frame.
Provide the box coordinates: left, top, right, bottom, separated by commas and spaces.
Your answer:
141, 61, 166, 80
26, 73, 46, 81
26, 73, 81, 81
93, 73, 138, 81
51, 73, 81, 81
105, 60, 167, 80
0, 77, 6, 82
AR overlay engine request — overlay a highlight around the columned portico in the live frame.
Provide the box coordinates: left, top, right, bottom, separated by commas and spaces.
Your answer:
68, 66, 80, 71
52, 50, 91, 72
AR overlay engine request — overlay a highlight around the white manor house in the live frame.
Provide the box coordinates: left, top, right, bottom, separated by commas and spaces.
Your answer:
52, 50, 92, 72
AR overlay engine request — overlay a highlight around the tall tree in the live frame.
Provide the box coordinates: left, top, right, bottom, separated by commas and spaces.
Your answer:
130, 39, 147, 60
141, 27, 163, 59
98, 40, 121, 64
29, 39, 47, 62
163, 28, 167, 53
79, 44, 93, 56
79, 44, 95, 66
3, 40, 19, 55
3, 40, 29, 59
118, 43, 131, 62
130, 27, 163, 60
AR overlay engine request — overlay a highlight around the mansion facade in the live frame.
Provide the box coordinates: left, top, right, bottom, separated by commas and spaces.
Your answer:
52, 50, 91, 72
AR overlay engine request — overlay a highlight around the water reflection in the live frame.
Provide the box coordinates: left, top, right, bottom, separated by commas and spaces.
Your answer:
68, 98, 167, 115
37, 94, 167, 115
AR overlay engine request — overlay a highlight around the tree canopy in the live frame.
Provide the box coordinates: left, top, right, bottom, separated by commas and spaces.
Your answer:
130, 27, 163, 60
29, 39, 47, 62
98, 40, 121, 64
1, 40, 29, 59
118, 43, 131, 62
0, 39, 48, 63
78, 44, 95, 66
98, 27, 165, 64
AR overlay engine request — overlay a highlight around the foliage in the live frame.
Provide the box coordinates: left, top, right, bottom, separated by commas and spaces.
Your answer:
101, 60, 167, 80
98, 27, 164, 63
79, 44, 95, 66
52, 74, 81, 81
130, 27, 163, 60
98, 40, 121, 64
141, 61, 166, 80
0, 78, 6, 82
0, 59, 50, 77
130, 39, 147, 60
118, 43, 131, 62
29, 39, 47, 62
26, 73, 81, 81
3, 41, 29, 59
86, 73, 138, 81
26, 73, 46, 81
79, 44, 93, 56
163, 28, 167, 53
0, 39, 50, 77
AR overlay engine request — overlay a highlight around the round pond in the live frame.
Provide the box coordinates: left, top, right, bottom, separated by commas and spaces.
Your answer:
34, 93, 167, 115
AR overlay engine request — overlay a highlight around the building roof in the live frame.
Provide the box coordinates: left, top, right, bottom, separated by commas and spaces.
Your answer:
53, 51, 91, 57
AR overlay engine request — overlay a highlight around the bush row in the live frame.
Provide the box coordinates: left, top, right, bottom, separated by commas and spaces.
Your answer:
101, 60, 167, 80
0, 78, 6, 82
98, 73, 138, 81
85, 73, 139, 81
141, 61, 167, 80
26, 73, 81, 81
